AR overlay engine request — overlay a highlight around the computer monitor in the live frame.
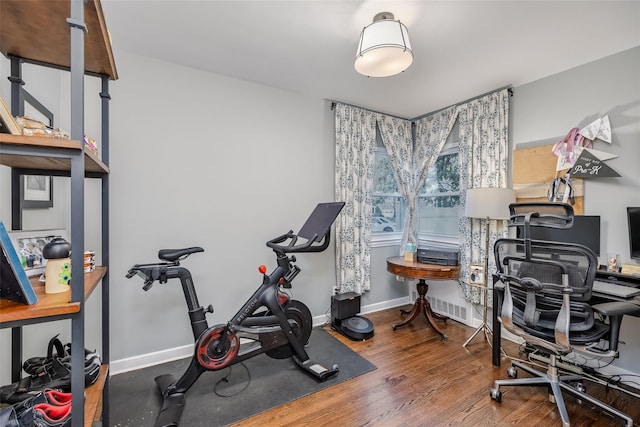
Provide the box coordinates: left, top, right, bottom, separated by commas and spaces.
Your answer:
516, 215, 601, 256
628, 207, 640, 260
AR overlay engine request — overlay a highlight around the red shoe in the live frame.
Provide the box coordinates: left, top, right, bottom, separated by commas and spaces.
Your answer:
12, 389, 72, 419
16, 401, 71, 427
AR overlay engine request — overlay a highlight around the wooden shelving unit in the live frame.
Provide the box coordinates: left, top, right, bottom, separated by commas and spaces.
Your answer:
0, 1, 117, 426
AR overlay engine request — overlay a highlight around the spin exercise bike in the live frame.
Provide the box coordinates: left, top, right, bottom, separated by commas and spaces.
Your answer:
126, 202, 345, 427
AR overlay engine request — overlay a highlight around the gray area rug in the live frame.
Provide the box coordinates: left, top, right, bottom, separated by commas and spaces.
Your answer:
110, 328, 376, 426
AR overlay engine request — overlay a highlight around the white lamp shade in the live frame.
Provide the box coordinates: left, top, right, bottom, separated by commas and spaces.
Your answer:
465, 188, 516, 220
355, 17, 413, 77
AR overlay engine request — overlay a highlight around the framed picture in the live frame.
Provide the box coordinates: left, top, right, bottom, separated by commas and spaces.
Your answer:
469, 264, 485, 285
21, 90, 55, 209
0, 95, 21, 135
22, 175, 53, 208
8, 229, 67, 277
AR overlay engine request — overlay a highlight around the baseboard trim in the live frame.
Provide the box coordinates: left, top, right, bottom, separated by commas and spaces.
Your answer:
110, 344, 193, 376
362, 296, 411, 315
313, 296, 411, 327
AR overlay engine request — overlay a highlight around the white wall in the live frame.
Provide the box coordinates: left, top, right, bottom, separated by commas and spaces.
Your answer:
510, 46, 640, 374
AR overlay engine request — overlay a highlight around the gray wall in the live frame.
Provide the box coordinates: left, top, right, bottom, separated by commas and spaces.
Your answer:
510, 46, 640, 374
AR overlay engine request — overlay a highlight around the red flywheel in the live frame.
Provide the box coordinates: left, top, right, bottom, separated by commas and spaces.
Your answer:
196, 326, 239, 370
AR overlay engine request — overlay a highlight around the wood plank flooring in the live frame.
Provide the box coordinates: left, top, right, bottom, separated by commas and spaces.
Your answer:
232, 305, 639, 427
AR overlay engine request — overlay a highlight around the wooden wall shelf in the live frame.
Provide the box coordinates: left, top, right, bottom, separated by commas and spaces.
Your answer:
0, 267, 107, 327
0, 134, 109, 174
0, 0, 118, 80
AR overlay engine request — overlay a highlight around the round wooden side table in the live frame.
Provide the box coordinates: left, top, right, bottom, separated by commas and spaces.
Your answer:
386, 256, 461, 340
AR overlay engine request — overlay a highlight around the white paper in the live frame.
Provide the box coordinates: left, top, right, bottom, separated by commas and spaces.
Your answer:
578, 115, 612, 143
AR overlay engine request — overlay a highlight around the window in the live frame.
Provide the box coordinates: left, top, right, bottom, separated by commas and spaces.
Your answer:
417, 145, 461, 245
372, 146, 404, 240
371, 138, 460, 247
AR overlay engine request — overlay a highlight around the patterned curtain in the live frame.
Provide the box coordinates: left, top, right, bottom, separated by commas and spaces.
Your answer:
457, 89, 510, 303
334, 103, 377, 293
409, 107, 459, 251
375, 114, 413, 252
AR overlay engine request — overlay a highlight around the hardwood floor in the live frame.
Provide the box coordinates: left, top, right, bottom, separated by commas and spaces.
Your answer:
232, 305, 639, 427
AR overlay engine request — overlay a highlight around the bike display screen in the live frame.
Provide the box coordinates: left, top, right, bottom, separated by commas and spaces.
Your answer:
298, 202, 345, 242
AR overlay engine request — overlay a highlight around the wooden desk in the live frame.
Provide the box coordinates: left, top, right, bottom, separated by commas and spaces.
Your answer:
386, 256, 460, 340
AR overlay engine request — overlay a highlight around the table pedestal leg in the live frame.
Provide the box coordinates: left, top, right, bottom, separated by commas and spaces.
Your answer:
392, 279, 448, 340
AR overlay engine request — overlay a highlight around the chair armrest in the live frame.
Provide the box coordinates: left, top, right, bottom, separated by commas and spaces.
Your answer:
592, 301, 640, 317
588, 301, 640, 354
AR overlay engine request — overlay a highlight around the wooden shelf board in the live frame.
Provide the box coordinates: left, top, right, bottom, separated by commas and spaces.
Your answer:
0, 0, 118, 80
0, 266, 107, 326
0, 134, 109, 174
85, 364, 109, 427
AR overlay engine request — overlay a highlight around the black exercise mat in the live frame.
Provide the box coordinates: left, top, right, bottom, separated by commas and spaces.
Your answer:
110, 328, 376, 426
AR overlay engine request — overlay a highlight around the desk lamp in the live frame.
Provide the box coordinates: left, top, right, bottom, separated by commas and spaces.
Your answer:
463, 187, 516, 348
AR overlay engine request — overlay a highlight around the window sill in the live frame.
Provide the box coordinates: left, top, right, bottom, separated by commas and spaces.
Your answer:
371, 232, 461, 250
371, 232, 402, 248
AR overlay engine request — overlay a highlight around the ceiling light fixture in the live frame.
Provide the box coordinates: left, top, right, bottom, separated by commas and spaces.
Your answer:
354, 12, 413, 78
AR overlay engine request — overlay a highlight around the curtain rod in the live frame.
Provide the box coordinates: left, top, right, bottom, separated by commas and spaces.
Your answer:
329, 100, 409, 120
329, 86, 514, 123
410, 86, 514, 122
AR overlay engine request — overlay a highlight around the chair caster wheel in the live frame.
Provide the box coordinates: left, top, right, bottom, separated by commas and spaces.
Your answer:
507, 366, 517, 378
490, 387, 502, 402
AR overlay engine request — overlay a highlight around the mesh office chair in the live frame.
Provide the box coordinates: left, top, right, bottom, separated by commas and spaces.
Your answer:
489, 203, 639, 427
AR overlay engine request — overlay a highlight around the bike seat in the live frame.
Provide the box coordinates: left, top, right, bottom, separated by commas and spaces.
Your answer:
158, 247, 204, 262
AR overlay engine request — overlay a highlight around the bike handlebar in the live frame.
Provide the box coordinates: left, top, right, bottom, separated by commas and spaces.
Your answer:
266, 230, 330, 253
126, 261, 178, 291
